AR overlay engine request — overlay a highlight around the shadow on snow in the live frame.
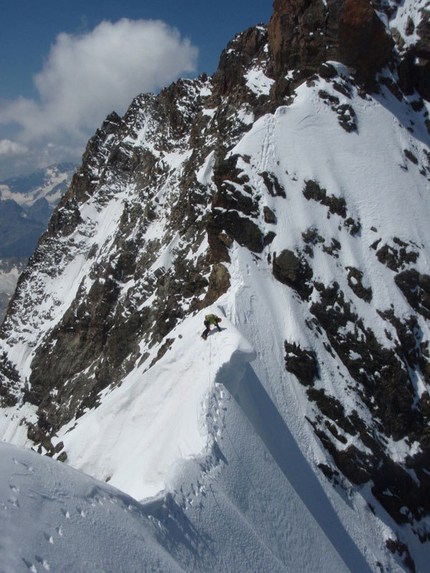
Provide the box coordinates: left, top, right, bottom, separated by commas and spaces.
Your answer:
225, 363, 373, 573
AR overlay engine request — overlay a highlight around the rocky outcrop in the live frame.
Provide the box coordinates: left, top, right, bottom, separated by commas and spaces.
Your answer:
397, 8, 430, 100
212, 26, 269, 97
1, 2, 430, 565
273, 249, 313, 300
268, 0, 394, 89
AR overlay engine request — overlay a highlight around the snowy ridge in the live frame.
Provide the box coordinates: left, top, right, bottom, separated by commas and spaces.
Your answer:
1, 1, 430, 570
55, 310, 255, 500
0, 442, 185, 573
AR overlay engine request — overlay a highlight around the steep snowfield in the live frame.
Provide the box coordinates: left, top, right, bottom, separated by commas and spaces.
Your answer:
1, 57, 430, 573
55, 312, 256, 500
0, 327, 388, 573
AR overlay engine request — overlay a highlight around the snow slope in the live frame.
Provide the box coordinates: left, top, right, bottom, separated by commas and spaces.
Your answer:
0, 329, 385, 573
1, 11, 430, 572
55, 311, 255, 500
0, 304, 416, 572
0, 442, 185, 573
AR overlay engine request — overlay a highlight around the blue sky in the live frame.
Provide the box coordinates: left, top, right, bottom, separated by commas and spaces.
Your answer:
0, 0, 273, 179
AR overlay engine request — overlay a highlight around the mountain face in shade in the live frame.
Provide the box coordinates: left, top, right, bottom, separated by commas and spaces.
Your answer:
1, 1, 430, 571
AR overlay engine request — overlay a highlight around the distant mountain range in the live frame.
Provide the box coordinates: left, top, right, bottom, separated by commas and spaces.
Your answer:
0, 163, 76, 258
0, 163, 76, 319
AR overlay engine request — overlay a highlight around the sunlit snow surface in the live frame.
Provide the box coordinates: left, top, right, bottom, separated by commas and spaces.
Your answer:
0, 442, 184, 573
56, 312, 256, 500
1, 44, 430, 573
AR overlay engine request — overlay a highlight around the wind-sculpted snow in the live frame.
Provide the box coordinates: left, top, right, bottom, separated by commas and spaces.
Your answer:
55, 310, 256, 500
0, 442, 185, 573
1, 1, 430, 570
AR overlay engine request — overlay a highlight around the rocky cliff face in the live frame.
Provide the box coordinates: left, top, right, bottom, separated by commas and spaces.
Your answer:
268, 0, 394, 86
1, 1, 430, 570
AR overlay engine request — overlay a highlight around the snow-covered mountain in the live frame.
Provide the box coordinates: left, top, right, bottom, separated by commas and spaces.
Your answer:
0, 163, 76, 320
0, 162, 76, 258
0, 163, 77, 214
1, 0, 430, 571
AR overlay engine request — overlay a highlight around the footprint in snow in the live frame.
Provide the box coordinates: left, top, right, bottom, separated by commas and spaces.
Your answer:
35, 554, 51, 570
22, 557, 36, 571
43, 532, 54, 544
8, 496, 19, 508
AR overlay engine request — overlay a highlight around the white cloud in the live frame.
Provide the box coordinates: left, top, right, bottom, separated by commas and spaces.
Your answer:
0, 139, 28, 156
0, 19, 198, 177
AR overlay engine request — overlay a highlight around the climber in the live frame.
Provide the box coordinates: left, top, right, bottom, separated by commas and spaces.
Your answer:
201, 313, 222, 339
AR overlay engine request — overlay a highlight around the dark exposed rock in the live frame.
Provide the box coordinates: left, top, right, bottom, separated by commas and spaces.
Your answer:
343, 216, 361, 236
395, 269, 430, 319
273, 249, 313, 299
386, 538, 416, 573
263, 206, 276, 224
302, 227, 325, 257
285, 341, 319, 386
336, 104, 358, 132
150, 338, 175, 369
213, 154, 248, 187
346, 266, 372, 302
319, 62, 338, 79
0, 351, 20, 407
404, 149, 419, 165
57, 451, 68, 463
397, 9, 430, 101
268, 0, 394, 89
211, 209, 264, 253
260, 171, 286, 198
322, 238, 341, 258
213, 184, 258, 217
375, 238, 419, 272
213, 26, 269, 97
303, 180, 347, 218
207, 219, 232, 263
200, 263, 231, 308
264, 231, 276, 246
318, 90, 358, 131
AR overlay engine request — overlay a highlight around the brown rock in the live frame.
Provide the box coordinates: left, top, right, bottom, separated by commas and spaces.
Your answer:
338, 0, 394, 84
268, 0, 394, 88
213, 26, 269, 96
